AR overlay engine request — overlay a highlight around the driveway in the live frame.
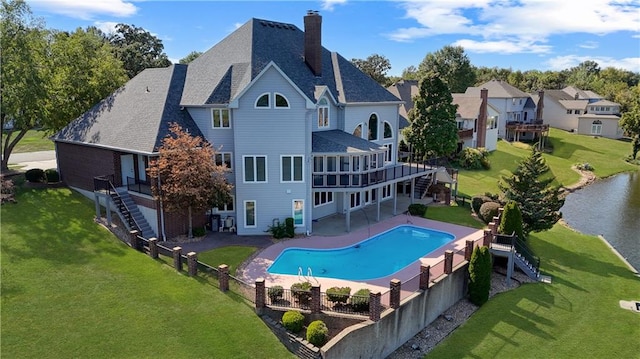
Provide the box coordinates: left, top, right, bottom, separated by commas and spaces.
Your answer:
8, 150, 57, 171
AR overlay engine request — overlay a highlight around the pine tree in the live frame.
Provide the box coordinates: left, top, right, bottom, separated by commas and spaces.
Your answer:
468, 246, 492, 306
498, 148, 564, 236
498, 200, 524, 241
147, 123, 233, 238
405, 71, 459, 159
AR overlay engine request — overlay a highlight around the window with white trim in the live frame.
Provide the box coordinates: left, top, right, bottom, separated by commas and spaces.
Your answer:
591, 120, 602, 135
243, 156, 267, 182
292, 200, 304, 227
383, 144, 393, 163
317, 98, 329, 128
255, 93, 270, 108
215, 195, 234, 212
383, 121, 393, 139
215, 152, 232, 170
275, 93, 290, 108
353, 123, 363, 138
314, 191, 333, 207
244, 200, 256, 227
382, 184, 392, 199
212, 109, 230, 128
368, 114, 378, 140
281, 155, 303, 182
350, 192, 361, 208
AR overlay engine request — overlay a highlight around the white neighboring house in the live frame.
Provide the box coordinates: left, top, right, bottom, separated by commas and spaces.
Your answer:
533, 87, 623, 139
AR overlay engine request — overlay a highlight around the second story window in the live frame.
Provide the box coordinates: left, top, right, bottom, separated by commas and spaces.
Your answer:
244, 155, 267, 183
368, 114, 378, 140
215, 152, 232, 170
255, 93, 270, 108
353, 123, 363, 138
212, 109, 230, 128
281, 155, 303, 182
318, 98, 329, 128
275, 93, 290, 108
383, 121, 393, 139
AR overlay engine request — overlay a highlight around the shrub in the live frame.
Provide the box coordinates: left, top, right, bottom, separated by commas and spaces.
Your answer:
285, 217, 295, 238
266, 222, 288, 239
408, 203, 428, 217
468, 246, 492, 306
479, 201, 500, 224
44, 168, 60, 183
268, 285, 284, 302
498, 201, 524, 240
192, 227, 206, 237
471, 195, 493, 214
282, 310, 305, 333
306, 320, 329, 347
291, 281, 312, 304
326, 286, 350, 304
459, 147, 490, 170
350, 288, 370, 312
576, 162, 594, 171
25, 168, 45, 183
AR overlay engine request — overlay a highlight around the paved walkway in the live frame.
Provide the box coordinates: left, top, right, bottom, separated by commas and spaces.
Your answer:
7, 150, 57, 171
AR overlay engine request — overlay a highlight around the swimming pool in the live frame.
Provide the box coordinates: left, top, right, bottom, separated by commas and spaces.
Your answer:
267, 225, 455, 280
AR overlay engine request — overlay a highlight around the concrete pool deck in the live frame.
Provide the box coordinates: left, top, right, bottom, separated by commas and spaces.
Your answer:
238, 212, 484, 295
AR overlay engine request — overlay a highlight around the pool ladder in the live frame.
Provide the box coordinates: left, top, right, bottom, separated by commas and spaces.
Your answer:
298, 266, 320, 285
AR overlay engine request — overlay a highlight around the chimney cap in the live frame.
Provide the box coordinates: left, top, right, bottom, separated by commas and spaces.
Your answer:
306, 10, 319, 16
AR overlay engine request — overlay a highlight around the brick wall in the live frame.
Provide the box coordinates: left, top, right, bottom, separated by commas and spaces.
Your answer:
56, 142, 120, 191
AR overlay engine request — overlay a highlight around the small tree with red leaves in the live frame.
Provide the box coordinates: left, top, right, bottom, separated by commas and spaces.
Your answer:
147, 123, 232, 238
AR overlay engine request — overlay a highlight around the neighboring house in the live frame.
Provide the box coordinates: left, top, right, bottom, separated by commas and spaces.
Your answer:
386, 80, 499, 152
532, 87, 623, 139
53, 12, 442, 238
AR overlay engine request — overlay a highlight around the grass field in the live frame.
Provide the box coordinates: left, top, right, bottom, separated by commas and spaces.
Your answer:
198, 246, 259, 275
2, 130, 54, 153
0, 188, 294, 358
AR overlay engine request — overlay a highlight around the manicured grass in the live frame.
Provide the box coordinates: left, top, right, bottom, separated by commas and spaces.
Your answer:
2, 129, 54, 153
426, 224, 640, 358
198, 246, 258, 275
425, 205, 485, 229
0, 188, 294, 359
456, 128, 638, 197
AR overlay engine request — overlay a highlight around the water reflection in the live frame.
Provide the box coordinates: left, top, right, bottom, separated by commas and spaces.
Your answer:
561, 171, 640, 271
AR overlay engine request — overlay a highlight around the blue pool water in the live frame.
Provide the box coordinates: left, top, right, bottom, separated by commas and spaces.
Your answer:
267, 225, 455, 280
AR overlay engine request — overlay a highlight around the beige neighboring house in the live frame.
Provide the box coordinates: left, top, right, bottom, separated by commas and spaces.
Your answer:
387, 80, 498, 152
532, 86, 623, 139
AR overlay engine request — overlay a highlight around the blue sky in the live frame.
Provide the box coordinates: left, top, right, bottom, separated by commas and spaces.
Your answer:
27, 0, 640, 76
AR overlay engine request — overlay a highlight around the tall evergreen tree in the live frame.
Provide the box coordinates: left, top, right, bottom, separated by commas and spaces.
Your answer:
498, 148, 564, 236
405, 72, 459, 159
498, 200, 524, 241
468, 246, 492, 306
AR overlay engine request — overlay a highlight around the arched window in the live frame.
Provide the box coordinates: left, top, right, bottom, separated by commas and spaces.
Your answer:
317, 98, 329, 128
383, 121, 393, 139
591, 120, 602, 135
255, 93, 270, 108
368, 114, 378, 140
275, 93, 289, 108
353, 123, 362, 138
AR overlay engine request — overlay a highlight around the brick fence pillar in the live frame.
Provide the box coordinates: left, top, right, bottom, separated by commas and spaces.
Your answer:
369, 292, 382, 322
187, 252, 198, 276
390, 279, 401, 309
148, 238, 158, 259
465, 240, 475, 261
218, 264, 229, 292
172, 246, 182, 271
129, 230, 140, 251
255, 278, 266, 314
492, 216, 501, 229
419, 265, 430, 290
483, 229, 493, 247
311, 285, 321, 314
444, 250, 454, 274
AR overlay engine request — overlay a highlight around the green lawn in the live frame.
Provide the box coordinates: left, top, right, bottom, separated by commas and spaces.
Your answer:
425, 205, 485, 229
2, 129, 54, 153
456, 128, 638, 196
426, 224, 640, 358
0, 188, 294, 359
198, 246, 259, 275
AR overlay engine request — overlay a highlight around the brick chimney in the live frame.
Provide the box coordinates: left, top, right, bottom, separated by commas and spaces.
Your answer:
304, 10, 322, 77
477, 88, 488, 148
536, 90, 544, 122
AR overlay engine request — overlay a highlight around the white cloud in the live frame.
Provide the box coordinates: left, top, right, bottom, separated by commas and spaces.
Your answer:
579, 41, 599, 49
546, 55, 640, 72
453, 39, 552, 54
321, 0, 347, 11
28, 0, 137, 20
388, 0, 640, 54
94, 21, 119, 35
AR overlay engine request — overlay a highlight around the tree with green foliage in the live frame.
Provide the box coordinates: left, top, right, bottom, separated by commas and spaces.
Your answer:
418, 45, 476, 93
1, 0, 48, 171
351, 53, 392, 86
498, 148, 564, 236
147, 124, 232, 238
620, 85, 640, 160
179, 50, 202, 64
109, 23, 171, 78
468, 246, 492, 306
498, 201, 524, 241
405, 72, 459, 159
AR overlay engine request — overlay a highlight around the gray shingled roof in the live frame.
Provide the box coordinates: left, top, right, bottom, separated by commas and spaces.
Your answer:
467, 80, 529, 98
387, 80, 418, 122
52, 65, 203, 153
181, 18, 399, 106
312, 130, 386, 153
452, 94, 481, 119
559, 99, 589, 109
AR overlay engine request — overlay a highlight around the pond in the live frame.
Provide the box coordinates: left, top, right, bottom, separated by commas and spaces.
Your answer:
561, 171, 640, 271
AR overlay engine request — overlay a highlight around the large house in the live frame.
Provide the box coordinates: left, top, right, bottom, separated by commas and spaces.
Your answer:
532, 86, 623, 139
52, 12, 443, 239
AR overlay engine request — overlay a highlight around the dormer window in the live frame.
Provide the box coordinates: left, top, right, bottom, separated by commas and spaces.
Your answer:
317, 98, 329, 128
255, 93, 270, 108
275, 93, 289, 108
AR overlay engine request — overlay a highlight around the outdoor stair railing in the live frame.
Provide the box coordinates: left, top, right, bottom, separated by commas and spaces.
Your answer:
493, 232, 541, 280
94, 175, 142, 235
